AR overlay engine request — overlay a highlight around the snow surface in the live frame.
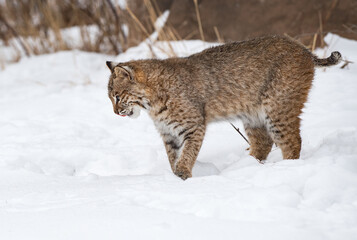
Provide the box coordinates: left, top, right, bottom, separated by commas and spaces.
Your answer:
0, 34, 357, 240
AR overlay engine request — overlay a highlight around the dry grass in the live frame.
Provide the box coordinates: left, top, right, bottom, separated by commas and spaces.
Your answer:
0, 0, 237, 63
0, 0, 178, 62
193, 0, 205, 41
1, 0, 352, 64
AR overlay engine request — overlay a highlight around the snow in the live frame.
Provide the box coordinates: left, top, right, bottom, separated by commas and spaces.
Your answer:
0, 25, 101, 64
113, 0, 127, 9
0, 34, 357, 240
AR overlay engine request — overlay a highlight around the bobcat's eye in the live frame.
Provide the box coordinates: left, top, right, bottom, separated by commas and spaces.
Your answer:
115, 96, 120, 103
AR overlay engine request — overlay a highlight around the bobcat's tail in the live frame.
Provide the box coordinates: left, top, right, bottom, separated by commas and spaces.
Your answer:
313, 51, 342, 67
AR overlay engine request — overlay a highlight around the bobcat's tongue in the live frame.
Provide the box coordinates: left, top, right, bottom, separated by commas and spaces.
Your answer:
119, 114, 126, 117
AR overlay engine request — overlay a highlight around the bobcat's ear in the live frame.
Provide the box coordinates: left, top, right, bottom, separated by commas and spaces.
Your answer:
106, 61, 119, 72
114, 65, 134, 81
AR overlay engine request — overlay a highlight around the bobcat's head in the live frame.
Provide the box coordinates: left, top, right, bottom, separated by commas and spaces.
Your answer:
106, 61, 149, 118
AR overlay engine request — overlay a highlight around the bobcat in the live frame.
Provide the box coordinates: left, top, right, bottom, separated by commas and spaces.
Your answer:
106, 35, 341, 180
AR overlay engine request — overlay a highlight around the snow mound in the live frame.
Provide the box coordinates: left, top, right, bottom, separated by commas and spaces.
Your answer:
0, 34, 357, 240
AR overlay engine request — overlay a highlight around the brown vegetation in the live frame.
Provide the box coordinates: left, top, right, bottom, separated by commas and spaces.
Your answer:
0, 0, 356, 62
0, 0, 127, 56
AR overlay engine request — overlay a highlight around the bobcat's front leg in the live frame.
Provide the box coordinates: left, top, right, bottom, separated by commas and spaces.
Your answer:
161, 133, 179, 172
174, 125, 205, 180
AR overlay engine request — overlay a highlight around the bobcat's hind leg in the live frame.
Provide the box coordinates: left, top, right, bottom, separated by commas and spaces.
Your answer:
266, 116, 301, 159
244, 124, 273, 161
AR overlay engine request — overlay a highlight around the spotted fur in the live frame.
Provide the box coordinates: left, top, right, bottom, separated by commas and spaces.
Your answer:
106, 35, 341, 180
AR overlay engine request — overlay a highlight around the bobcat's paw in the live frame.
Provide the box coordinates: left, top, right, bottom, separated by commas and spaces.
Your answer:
174, 165, 192, 180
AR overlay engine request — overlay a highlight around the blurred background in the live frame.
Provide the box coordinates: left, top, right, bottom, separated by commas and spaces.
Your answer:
0, 0, 356, 65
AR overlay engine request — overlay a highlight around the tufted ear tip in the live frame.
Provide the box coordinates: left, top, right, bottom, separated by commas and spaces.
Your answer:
106, 61, 118, 72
